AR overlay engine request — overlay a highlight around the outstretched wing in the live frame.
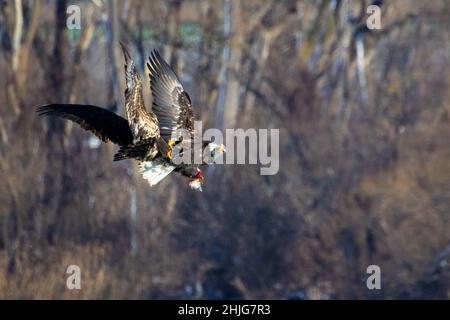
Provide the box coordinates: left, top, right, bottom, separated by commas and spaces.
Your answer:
121, 43, 160, 141
147, 50, 194, 142
36, 104, 133, 146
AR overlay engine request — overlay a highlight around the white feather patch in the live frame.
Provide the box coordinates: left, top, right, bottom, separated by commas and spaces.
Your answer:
139, 158, 176, 186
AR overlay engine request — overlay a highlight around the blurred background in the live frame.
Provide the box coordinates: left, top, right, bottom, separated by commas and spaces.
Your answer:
0, 0, 450, 299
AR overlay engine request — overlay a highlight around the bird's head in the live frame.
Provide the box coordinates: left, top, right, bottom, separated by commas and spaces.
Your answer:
188, 168, 204, 192
208, 143, 226, 162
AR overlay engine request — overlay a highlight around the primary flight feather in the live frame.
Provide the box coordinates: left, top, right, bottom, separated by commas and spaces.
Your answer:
36, 44, 225, 191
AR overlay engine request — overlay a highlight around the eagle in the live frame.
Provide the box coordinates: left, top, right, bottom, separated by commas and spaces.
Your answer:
37, 44, 225, 191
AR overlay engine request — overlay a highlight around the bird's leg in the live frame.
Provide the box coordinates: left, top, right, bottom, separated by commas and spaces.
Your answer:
167, 138, 176, 160
155, 137, 176, 160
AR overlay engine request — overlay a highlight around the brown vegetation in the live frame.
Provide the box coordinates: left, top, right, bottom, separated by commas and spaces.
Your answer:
0, 0, 449, 299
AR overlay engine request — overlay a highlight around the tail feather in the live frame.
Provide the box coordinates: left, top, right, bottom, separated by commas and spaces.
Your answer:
140, 158, 176, 186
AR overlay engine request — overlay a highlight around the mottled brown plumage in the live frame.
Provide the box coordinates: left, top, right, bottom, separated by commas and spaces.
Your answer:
121, 44, 160, 143
36, 44, 223, 190
119, 44, 165, 161
147, 50, 195, 142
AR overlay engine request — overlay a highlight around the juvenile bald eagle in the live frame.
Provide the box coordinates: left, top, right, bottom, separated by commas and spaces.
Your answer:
37, 44, 225, 191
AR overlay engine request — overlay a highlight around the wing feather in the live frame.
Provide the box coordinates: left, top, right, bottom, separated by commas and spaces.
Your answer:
147, 50, 194, 142
36, 104, 133, 146
121, 43, 159, 141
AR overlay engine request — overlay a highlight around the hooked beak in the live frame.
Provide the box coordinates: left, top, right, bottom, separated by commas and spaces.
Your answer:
216, 144, 226, 154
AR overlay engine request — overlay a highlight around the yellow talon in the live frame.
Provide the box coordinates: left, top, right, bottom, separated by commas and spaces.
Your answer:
166, 139, 176, 160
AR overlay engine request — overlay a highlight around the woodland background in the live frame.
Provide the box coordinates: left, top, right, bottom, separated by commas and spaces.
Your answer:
0, 0, 450, 299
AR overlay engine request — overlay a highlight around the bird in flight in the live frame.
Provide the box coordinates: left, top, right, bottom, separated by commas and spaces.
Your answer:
37, 44, 225, 191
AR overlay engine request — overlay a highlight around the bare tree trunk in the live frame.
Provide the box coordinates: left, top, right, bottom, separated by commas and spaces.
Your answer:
68, 6, 95, 103
197, 0, 221, 125
16, 0, 41, 90
221, 0, 242, 129
242, 5, 296, 120
356, 32, 368, 105
42, 0, 69, 247
104, 0, 123, 109
11, 0, 23, 73
6, 0, 24, 116
214, 0, 231, 129
164, 0, 182, 74
129, 184, 138, 256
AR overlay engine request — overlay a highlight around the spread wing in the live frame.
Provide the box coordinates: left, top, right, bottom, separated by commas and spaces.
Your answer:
121, 43, 160, 142
36, 104, 133, 146
147, 50, 194, 142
